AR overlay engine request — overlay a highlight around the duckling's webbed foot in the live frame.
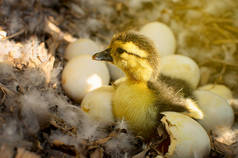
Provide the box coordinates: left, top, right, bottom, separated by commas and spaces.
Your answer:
147, 81, 203, 119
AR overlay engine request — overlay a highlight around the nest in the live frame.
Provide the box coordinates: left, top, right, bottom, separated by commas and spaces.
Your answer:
0, 0, 238, 157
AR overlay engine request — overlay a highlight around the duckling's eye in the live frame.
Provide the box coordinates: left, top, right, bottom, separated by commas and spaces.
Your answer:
116, 47, 126, 54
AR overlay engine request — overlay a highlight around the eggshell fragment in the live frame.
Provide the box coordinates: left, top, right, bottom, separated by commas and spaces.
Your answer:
62, 54, 109, 102
81, 86, 115, 123
161, 112, 211, 158
194, 90, 234, 132
160, 55, 200, 89
107, 63, 125, 81
65, 38, 101, 60
139, 22, 176, 57
198, 84, 233, 100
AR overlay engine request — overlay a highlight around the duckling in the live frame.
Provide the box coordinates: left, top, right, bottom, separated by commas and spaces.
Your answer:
92, 31, 202, 139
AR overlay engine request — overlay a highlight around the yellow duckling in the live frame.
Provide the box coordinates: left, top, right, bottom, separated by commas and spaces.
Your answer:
92, 31, 202, 139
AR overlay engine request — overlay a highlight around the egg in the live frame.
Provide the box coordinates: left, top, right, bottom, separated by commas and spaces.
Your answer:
194, 90, 234, 132
65, 38, 101, 60
62, 54, 110, 102
159, 55, 200, 89
81, 86, 115, 123
160, 112, 211, 158
107, 63, 125, 81
139, 22, 176, 57
198, 84, 233, 100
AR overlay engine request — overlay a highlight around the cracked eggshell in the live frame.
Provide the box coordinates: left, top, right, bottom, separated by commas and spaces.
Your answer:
160, 55, 200, 89
139, 22, 176, 57
198, 84, 233, 100
62, 54, 110, 102
65, 38, 101, 60
81, 86, 115, 123
161, 112, 211, 158
194, 90, 234, 132
107, 63, 125, 81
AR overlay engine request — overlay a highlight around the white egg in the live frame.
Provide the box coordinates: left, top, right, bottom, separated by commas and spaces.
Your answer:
139, 22, 176, 57
107, 63, 125, 81
161, 112, 211, 158
65, 38, 101, 60
160, 55, 200, 89
62, 54, 110, 102
198, 84, 233, 100
81, 86, 115, 123
194, 90, 234, 132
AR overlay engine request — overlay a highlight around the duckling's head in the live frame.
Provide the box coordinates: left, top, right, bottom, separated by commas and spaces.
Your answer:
93, 31, 160, 82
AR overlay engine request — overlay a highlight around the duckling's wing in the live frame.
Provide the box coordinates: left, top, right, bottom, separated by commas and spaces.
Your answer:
147, 81, 203, 119
148, 81, 188, 112
158, 74, 194, 99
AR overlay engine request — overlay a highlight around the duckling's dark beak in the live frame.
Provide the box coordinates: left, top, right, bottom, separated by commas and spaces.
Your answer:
92, 48, 113, 62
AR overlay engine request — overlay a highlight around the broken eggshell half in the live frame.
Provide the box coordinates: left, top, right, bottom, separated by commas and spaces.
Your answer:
160, 112, 211, 158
